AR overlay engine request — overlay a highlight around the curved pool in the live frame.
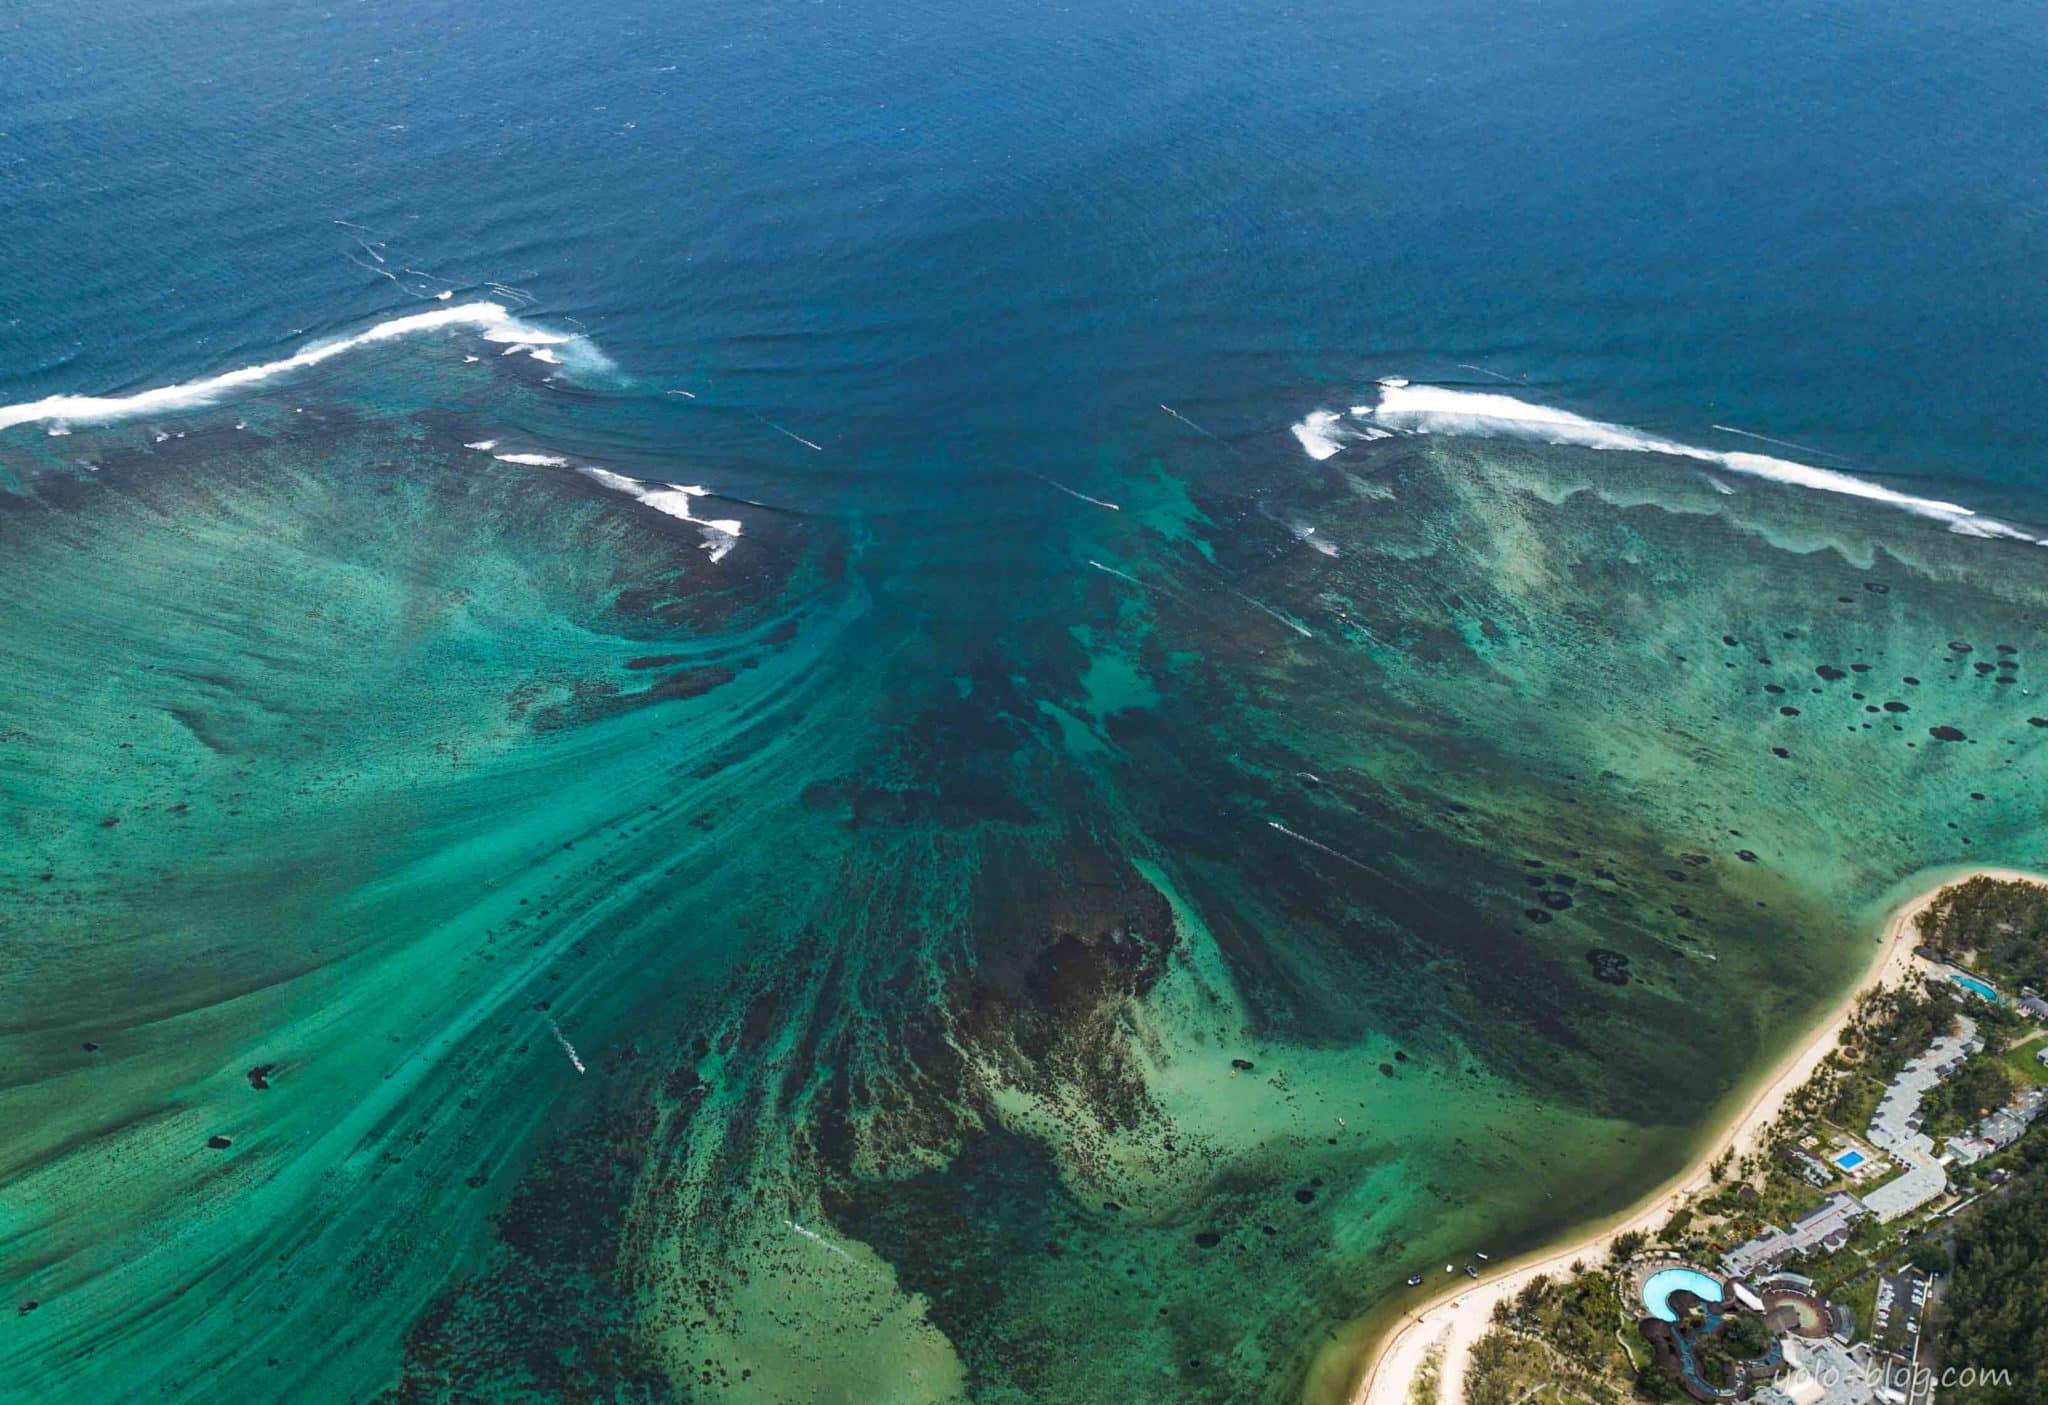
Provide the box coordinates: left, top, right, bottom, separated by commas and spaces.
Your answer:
1951, 973, 2001, 1003
1642, 1267, 1725, 1322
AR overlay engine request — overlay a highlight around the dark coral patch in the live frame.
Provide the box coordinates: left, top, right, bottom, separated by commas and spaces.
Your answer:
1586, 949, 1631, 986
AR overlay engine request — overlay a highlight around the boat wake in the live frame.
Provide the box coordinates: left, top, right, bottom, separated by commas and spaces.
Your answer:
1032, 472, 1121, 511
546, 1017, 587, 1075
786, 1219, 854, 1261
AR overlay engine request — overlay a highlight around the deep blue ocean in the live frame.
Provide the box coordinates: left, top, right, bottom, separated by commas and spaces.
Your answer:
8, 0, 2047, 499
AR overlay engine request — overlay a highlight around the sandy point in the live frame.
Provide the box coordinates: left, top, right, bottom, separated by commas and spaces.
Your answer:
1344, 866, 2048, 1405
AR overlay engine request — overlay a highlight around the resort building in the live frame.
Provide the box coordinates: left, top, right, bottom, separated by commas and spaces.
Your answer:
1859, 1015, 1980, 1222
1722, 1194, 1868, 1278
1749, 1337, 1906, 1405
1858, 1156, 1944, 1223
1782, 1147, 1834, 1188
1947, 1087, 2048, 1165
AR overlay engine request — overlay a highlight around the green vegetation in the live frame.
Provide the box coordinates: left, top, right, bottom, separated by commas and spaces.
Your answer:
1920, 877, 2048, 992
1995, 1034, 2048, 1089
1464, 1333, 1548, 1405
1630, 1365, 1687, 1403
1721, 1310, 1772, 1358
1407, 1342, 1442, 1405
1691, 1308, 1772, 1390
1832, 1266, 1881, 1338
1464, 1270, 1633, 1405
1935, 1138, 2048, 1404
1805, 981, 1962, 1132
1607, 1230, 1646, 1263
1924, 1058, 2021, 1141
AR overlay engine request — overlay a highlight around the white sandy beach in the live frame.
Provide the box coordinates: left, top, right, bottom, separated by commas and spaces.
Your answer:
1349, 867, 2048, 1405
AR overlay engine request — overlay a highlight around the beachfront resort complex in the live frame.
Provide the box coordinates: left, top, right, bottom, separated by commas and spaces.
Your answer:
1435, 875, 2048, 1405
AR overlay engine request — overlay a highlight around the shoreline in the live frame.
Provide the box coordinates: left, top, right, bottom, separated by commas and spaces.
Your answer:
1344, 866, 2048, 1405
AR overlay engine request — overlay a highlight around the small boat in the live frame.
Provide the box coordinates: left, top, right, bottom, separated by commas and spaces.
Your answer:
1445, 1264, 1454, 1273
1475, 1252, 1490, 1261
1464, 1265, 1479, 1278
1407, 1275, 1424, 1287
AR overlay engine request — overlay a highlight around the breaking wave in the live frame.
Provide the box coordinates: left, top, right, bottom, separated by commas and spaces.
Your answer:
578, 467, 744, 563
460, 440, 744, 564
1299, 382, 2038, 544
0, 301, 608, 434
1290, 408, 1390, 461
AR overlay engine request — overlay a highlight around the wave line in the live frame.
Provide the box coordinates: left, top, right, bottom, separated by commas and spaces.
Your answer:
1320, 383, 2039, 544
0, 302, 592, 434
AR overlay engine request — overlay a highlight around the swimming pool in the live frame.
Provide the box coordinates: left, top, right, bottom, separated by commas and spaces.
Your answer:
1642, 1267, 1726, 1322
1951, 973, 2002, 1003
1835, 1150, 1866, 1170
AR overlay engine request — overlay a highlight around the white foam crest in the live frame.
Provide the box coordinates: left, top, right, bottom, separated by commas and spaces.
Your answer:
1290, 409, 1351, 460
1352, 383, 2038, 544
493, 451, 570, 467
1291, 522, 1340, 557
579, 466, 742, 562
0, 301, 603, 434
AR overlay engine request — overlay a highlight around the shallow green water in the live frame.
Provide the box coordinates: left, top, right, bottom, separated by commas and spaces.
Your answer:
4, 352, 2048, 1404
